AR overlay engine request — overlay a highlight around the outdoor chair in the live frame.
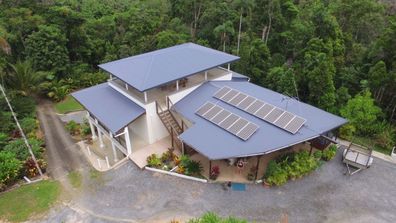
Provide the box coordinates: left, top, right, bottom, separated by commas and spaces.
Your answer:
342, 142, 373, 175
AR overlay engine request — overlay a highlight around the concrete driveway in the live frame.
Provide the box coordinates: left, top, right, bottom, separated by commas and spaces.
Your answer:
35, 149, 396, 223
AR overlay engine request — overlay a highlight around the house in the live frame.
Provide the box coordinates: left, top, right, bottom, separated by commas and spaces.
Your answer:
72, 43, 347, 181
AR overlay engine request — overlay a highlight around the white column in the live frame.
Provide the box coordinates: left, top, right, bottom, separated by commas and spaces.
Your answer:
95, 119, 104, 148
227, 63, 230, 71
124, 127, 132, 155
204, 71, 208, 80
125, 83, 128, 90
88, 119, 97, 140
109, 133, 119, 162
176, 80, 179, 91
144, 92, 148, 103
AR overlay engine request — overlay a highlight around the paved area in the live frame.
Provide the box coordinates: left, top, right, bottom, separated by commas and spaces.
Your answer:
58, 110, 86, 124
36, 149, 396, 223
37, 101, 87, 179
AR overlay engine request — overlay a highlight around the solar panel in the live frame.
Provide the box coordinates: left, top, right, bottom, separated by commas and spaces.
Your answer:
212, 110, 231, 124
246, 100, 265, 114
229, 93, 247, 106
256, 104, 274, 119
196, 102, 259, 140
219, 114, 239, 129
264, 107, 284, 123
213, 86, 231, 99
196, 102, 215, 116
228, 119, 249, 134
222, 89, 239, 102
284, 116, 306, 134
237, 123, 259, 141
274, 112, 294, 128
203, 105, 222, 119
238, 96, 255, 110
213, 86, 307, 134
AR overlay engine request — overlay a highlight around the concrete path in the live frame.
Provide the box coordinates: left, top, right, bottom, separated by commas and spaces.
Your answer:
36, 100, 87, 180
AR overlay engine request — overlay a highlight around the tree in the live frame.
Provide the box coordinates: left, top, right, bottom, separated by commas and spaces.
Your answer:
24, 25, 69, 75
340, 90, 382, 135
265, 66, 297, 96
242, 38, 271, 85
155, 30, 189, 49
301, 38, 337, 111
214, 20, 235, 52
5, 60, 45, 95
368, 60, 388, 101
233, 0, 255, 55
0, 151, 22, 188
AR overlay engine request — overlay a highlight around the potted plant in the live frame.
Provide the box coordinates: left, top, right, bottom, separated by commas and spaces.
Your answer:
210, 165, 220, 180
247, 166, 257, 181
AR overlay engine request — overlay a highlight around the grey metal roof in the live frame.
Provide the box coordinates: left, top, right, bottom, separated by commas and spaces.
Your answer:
72, 83, 145, 134
231, 71, 250, 80
98, 43, 240, 92
173, 81, 347, 160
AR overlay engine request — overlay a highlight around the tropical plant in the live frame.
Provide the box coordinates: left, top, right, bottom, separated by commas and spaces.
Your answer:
322, 145, 337, 161
146, 154, 162, 168
178, 155, 203, 176
0, 151, 22, 189
5, 60, 45, 95
65, 120, 80, 136
3, 138, 44, 160
265, 160, 288, 186
23, 158, 47, 178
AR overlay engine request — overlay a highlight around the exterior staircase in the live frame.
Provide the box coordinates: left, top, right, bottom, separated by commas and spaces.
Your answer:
156, 101, 182, 135
158, 109, 182, 135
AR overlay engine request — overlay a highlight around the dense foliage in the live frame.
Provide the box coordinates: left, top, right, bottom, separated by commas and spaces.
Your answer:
1, 1, 396, 178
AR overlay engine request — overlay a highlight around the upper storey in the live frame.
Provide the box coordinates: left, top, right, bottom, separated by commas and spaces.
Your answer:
98, 43, 240, 92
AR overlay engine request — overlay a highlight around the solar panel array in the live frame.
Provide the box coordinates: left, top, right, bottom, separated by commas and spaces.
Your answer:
214, 86, 306, 134
196, 102, 259, 141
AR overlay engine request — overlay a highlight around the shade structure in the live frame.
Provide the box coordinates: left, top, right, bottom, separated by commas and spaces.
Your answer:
72, 83, 145, 134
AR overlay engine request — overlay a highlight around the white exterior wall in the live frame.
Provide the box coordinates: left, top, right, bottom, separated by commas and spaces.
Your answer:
168, 84, 201, 104
129, 115, 150, 144
212, 72, 232, 81
145, 102, 169, 144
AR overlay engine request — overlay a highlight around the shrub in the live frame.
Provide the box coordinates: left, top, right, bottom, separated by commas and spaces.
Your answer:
80, 122, 91, 137
0, 111, 16, 133
322, 145, 337, 161
10, 96, 36, 118
0, 151, 22, 188
313, 150, 322, 160
0, 132, 9, 148
146, 154, 162, 168
23, 158, 47, 178
210, 165, 220, 180
265, 161, 288, 186
20, 117, 38, 136
160, 148, 175, 163
339, 124, 356, 140
65, 120, 80, 135
3, 138, 44, 160
179, 155, 203, 176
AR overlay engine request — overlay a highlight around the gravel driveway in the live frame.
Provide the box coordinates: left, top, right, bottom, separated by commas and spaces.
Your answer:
36, 149, 396, 223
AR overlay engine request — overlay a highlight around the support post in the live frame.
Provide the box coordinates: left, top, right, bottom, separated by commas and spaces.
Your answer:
255, 155, 260, 181
309, 145, 313, 155
125, 83, 128, 90
144, 91, 148, 103
88, 115, 97, 140
110, 133, 119, 162
227, 63, 230, 71
124, 127, 132, 155
98, 129, 104, 148
209, 160, 212, 179
181, 141, 185, 155
176, 80, 179, 91
204, 71, 208, 80
171, 128, 174, 149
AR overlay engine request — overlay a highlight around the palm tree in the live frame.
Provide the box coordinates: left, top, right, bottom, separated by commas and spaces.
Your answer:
6, 60, 44, 95
214, 20, 235, 52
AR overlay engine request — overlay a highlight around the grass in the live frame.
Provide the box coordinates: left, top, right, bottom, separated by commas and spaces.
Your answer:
54, 95, 83, 114
0, 180, 61, 222
352, 136, 391, 155
68, 171, 82, 189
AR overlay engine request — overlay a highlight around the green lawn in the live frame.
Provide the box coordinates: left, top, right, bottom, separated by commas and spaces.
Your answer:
0, 180, 61, 222
352, 136, 391, 155
54, 95, 83, 114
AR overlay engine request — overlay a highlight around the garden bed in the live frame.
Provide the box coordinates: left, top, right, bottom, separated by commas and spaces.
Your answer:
145, 149, 207, 182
